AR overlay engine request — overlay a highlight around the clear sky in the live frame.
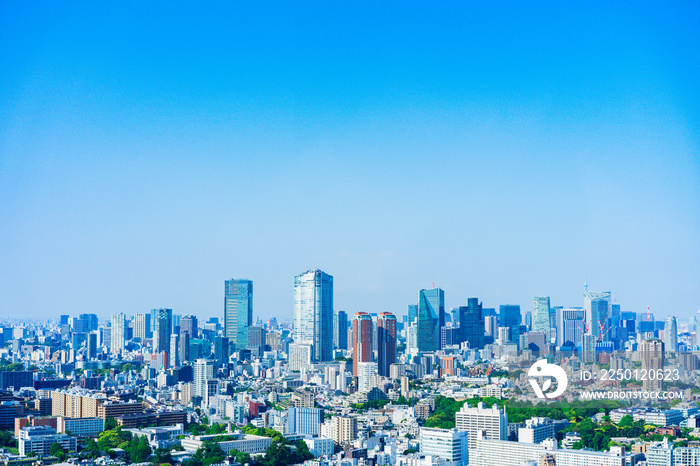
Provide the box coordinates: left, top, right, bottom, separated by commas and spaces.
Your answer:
1, 2, 698, 322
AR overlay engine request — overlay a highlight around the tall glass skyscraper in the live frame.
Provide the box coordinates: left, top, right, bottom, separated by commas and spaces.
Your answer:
294, 269, 333, 362
152, 308, 173, 353
417, 288, 444, 352
532, 296, 551, 335
584, 288, 611, 339
377, 312, 397, 377
556, 307, 585, 348
460, 298, 484, 349
333, 310, 348, 350
664, 316, 678, 353
224, 279, 253, 351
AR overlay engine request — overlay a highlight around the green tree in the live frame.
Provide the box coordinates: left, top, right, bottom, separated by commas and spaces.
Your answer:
194, 441, 225, 466
50, 442, 66, 461
152, 447, 173, 465
291, 440, 314, 463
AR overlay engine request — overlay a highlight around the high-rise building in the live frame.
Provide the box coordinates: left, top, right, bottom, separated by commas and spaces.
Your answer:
460, 298, 485, 349
180, 315, 198, 339
640, 338, 665, 391
87, 333, 97, 359
584, 288, 612, 340
328, 416, 357, 446
179, 332, 190, 363
169, 334, 180, 367
133, 314, 151, 341
556, 308, 585, 348
418, 288, 444, 352
152, 309, 173, 353
224, 279, 253, 351
352, 312, 372, 377
214, 336, 230, 367
294, 269, 333, 362
455, 402, 508, 465
664, 316, 678, 353
59, 315, 69, 326
286, 407, 323, 435
333, 310, 348, 350
110, 313, 126, 355
408, 304, 418, 324
377, 312, 397, 377
79, 314, 99, 331
420, 427, 469, 466
499, 305, 521, 346
532, 297, 551, 335
357, 361, 377, 393
193, 358, 214, 399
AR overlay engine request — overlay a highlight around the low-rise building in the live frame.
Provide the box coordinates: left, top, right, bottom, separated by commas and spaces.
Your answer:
18, 426, 77, 457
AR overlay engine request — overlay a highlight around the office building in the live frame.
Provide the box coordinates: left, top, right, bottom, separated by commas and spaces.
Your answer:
286, 407, 323, 435
193, 359, 214, 399
214, 335, 230, 366
169, 334, 180, 368
499, 305, 521, 346
640, 338, 665, 391
333, 310, 348, 350
224, 279, 253, 350
408, 304, 418, 324
133, 313, 151, 341
0, 371, 33, 390
294, 269, 333, 362
153, 308, 173, 353
455, 401, 508, 464
289, 343, 313, 371
460, 298, 485, 349
584, 288, 611, 340
418, 288, 444, 352
353, 312, 373, 377
556, 308, 585, 348
664, 316, 678, 353
181, 315, 198, 339
18, 426, 77, 457
377, 312, 397, 377
518, 418, 554, 444
420, 427, 469, 466
532, 297, 551, 335
87, 332, 97, 359
110, 313, 126, 355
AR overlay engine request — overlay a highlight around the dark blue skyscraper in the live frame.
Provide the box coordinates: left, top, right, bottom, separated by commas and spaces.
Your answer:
333, 310, 348, 350
417, 288, 444, 352
460, 298, 485, 349
224, 279, 253, 351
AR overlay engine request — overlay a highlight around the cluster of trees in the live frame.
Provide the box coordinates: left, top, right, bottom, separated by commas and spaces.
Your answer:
423, 396, 625, 429
187, 421, 228, 436
351, 398, 390, 411
424, 396, 467, 429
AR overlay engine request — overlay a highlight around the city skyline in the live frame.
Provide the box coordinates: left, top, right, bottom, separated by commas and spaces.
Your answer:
1, 2, 698, 321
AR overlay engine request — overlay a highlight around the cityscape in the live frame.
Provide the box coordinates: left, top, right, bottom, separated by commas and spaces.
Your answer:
2, 2, 699, 466
0, 269, 697, 466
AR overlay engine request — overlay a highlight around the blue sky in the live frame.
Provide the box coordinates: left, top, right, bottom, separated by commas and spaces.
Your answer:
1, 2, 698, 322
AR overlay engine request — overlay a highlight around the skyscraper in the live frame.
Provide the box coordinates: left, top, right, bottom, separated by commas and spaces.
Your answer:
352, 312, 372, 377
110, 313, 126, 355
640, 338, 665, 391
169, 334, 180, 367
418, 288, 444, 352
152, 308, 173, 353
532, 296, 551, 335
294, 269, 333, 362
584, 288, 612, 339
214, 335, 229, 366
377, 312, 397, 377
333, 310, 348, 350
180, 315, 198, 339
193, 358, 214, 399
460, 298, 485, 349
224, 279, 253, 351
408, 304, 418, 324
133, 313, 151, 341
556, 308, 585, 348
499, 304, 521, 345
87, 332, 97, 359
664, 316, 678, 353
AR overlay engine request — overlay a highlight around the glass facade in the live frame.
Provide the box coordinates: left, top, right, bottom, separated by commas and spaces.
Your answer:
294, 269, 333, 362
417, 288, 443, 352
224, 279, 253, 350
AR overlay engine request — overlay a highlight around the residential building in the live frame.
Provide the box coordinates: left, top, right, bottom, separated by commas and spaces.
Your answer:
353, 312, 373, 377
377, 312, 397, 377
